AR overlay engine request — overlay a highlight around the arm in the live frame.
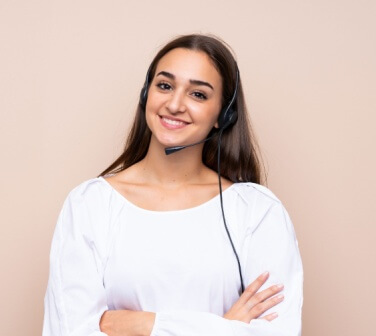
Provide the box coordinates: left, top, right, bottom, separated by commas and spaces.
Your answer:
240, 202, 303, 334
99, 272, 283, 336
100, 310, 155, 336
43, 181, 111, 336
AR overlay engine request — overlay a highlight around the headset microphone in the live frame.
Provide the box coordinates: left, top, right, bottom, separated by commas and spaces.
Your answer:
164, 133, 217, 155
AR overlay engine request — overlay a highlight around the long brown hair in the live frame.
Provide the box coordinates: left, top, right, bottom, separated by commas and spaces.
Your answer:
99, 34, 264, 184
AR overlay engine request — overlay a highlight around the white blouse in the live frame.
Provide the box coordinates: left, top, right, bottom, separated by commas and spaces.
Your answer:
43, 177, 303, 336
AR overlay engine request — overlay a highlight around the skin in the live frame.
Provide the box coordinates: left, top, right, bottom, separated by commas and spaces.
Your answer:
100, 48, 284, 336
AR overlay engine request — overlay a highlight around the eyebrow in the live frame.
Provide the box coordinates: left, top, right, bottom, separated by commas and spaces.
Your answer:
156, 71, 214, 90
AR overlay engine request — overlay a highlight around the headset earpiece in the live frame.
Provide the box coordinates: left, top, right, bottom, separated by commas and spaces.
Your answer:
216, 65, 239, 130
217, 107, 238, 130
139, 65, 152, 110
139, 85, 148, 110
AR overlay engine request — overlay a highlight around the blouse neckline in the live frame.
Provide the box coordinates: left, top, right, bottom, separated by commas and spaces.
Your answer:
97, 176, 236, 215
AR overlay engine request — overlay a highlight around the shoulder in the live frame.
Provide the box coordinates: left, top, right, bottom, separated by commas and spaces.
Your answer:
62, 176, 120, 215
58, 177, 122, 237
228, 182, 282, 208
66, 176, 109, 200
225, 182, 291, 236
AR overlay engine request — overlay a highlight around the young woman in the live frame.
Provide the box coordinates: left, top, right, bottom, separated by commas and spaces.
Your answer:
43, 34, 303, 336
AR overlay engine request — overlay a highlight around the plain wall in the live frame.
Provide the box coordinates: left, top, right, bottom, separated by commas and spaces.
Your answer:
1, 1, 375, 335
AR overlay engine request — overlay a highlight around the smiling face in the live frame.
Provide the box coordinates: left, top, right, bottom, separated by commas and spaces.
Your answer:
145, 48, 223, 149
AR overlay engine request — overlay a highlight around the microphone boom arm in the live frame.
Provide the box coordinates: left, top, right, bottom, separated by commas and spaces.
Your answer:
164, 132, 218, 155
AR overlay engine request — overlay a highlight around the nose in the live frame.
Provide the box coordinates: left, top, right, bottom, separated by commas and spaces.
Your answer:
165, 89, 186, 114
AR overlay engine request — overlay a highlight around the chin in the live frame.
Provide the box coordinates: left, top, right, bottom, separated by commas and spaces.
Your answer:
159, 138, 186, 149
150, 128, 209, 150
150, 133, 181, 147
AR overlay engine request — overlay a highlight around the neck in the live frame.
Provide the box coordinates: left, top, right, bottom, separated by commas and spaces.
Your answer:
139, 136, 208, 187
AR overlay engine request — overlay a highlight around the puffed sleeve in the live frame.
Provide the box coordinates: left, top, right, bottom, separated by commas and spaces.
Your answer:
150, 185, 303, 336
43, 180, 111, 336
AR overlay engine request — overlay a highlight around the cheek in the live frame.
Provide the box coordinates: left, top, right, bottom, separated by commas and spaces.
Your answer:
191, 108, 221, 134
144, 94, 162, 123
189, 98, 220, 119
145, 94, 157, 115
144, 108, 158, 134
203, 104, 222, 127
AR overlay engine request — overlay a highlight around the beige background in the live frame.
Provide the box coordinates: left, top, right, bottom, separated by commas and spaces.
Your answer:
1, 0, 375, 335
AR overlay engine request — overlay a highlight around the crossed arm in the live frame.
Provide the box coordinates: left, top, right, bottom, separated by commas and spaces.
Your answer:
100, 272, 284, 336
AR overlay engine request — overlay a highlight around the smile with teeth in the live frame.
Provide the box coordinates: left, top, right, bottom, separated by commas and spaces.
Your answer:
161, 117, 188, 126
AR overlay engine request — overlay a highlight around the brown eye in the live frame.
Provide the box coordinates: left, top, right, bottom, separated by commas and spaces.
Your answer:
192, 91, 207, 100
157, 82, 172, 91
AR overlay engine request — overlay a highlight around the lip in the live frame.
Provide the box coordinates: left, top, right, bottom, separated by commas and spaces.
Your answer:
159, 115, 190, 130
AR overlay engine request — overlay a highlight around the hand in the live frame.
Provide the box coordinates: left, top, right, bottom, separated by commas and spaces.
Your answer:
223, 272, 284, 323
100, 309, 155, 336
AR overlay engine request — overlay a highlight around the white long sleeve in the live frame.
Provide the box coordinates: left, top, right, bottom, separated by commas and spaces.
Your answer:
43, 181, 112, 336
43, 178, 303, 336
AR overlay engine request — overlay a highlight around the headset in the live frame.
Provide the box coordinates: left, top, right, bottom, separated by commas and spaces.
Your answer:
139, 62, 245, 295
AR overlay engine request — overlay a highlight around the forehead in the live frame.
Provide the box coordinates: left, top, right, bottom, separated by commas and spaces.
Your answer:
155, 48, 222, 86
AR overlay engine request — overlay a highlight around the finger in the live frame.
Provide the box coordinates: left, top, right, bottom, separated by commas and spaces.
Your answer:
261, 312, 278, 321
249, 294, 284, 319
238, 272, 269, 304
247, 284, 284, 308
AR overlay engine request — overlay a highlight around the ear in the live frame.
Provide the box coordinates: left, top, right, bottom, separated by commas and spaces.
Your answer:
214, 121, 219, 129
